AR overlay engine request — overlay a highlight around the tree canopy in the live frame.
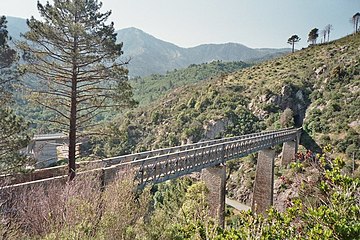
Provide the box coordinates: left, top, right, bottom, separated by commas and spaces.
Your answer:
18, 0, 136, 179
0, 16, 18, 104
0, 16, 31, 174
287, 35, 301, 53
307, 28, 319, 45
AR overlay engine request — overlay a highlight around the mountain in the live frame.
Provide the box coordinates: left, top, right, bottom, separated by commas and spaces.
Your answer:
94, 33, 360, 162
5, 16, 290, 77
116, 27, 290, 76
5, 16, 28, 40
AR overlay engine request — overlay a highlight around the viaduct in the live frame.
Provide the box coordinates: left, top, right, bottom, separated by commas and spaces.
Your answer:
1, 127, 302, 226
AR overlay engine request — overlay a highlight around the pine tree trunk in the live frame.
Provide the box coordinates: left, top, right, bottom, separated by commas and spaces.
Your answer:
68, 74, 77, 180
292, 41, 294, 53
68, 20, 78, 181
68, 66, 77, 180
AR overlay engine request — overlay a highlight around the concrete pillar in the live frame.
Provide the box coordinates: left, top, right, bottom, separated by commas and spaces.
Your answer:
281, 141, 297, 166
201, 164, 226, 227
252, 149, 275, 214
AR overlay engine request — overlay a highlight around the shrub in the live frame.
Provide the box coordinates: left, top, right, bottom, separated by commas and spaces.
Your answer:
1, 172, 150, 239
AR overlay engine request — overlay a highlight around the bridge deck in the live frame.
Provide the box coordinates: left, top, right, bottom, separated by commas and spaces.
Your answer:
2, 128, 301, 189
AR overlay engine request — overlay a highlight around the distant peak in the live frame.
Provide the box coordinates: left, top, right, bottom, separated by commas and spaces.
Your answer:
121, 27, 144, 32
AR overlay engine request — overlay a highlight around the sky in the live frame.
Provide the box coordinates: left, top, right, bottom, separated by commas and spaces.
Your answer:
2, 0, 359, 49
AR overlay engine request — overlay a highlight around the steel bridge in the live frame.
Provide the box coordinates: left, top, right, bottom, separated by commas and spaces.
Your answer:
1, 127, 301, 186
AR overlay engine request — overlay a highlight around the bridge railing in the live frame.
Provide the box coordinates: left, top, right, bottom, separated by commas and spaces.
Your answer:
1, 128, 301, 188
110, 128, 302, 187
0, 128, 294, 185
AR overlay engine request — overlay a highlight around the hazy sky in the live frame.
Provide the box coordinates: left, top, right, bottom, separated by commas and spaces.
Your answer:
2, 0, 359, 49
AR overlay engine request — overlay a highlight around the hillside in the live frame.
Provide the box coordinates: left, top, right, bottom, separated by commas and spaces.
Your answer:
131, 61, 250, 105
93, 33, 360, 164
6, 17, 290, 77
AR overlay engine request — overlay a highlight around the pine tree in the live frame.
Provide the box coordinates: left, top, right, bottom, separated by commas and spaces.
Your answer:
0, 16, 31, 174
18, 0, 136, 180
0, 16, 18, 104
0, 108, 31, 173
287, 35, 301, 53
307, 28, 319, 45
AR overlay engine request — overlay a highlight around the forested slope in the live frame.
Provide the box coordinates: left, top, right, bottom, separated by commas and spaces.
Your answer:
93, 33, 360, 161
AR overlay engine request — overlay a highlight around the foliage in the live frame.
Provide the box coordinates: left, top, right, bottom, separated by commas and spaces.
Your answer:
217, 152, 360, 239
131, 61, 249, 106
0, 108, 32, 173
1, 173, 150, 240
280, 107, 294, 128
93, 33, 360, 162
18, 0, 136, 178
0, 16, 32, 174
308, 28, 319, 45
137, 178, 219, 240
1, 150, 358, 239
287, 34, 301, 53
0, 15, 19, 104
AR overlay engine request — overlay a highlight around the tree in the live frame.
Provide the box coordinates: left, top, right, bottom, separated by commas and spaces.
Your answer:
324, 24, 333, 42
351, 12, 360, 33
18, 0, 136, 180
0, 108, 31, 173
280, 108, 294, 128
320, 29, 326, 44
307, 28, 319, 45
287, 35, 301, 53
0, 16, 18, 104
0, 16, 31, 174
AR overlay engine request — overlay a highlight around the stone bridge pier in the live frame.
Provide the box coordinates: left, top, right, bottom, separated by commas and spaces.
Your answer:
201, 164, 226, 227
202, 134, 300, 224
281, 132, 301, 166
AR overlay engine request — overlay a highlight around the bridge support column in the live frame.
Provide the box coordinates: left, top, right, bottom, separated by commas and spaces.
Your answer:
201, 164, 226, 227
281, 139, 298, 166
252, 149, 275, 214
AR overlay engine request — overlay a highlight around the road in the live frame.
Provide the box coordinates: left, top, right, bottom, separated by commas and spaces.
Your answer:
225, 198, 251, 211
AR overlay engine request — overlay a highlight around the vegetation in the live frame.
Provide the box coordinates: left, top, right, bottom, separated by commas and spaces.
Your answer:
0, 108, 32, 173
1, 151, 358, 239
324, 24, 333, 42
0, 16, 32, 174
1, 2, 359, 239
287, 35, 301, 53
307, 28, 319, 45
18, 0, 136, 179
131, 61, 249, 106
93, 33, 360, 163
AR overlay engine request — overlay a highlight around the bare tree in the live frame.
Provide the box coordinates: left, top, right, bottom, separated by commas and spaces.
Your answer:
320, 29, 326, 44
351, 12, 360, 33
324, 24, 333, 42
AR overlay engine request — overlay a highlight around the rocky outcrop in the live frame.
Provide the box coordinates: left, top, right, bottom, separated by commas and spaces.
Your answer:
248, 84, 309, 126
203, 118, 233, 140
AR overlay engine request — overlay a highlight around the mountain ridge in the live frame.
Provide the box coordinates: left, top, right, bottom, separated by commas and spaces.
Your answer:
5, 16, 291, 76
